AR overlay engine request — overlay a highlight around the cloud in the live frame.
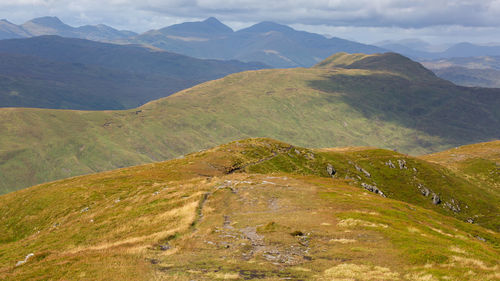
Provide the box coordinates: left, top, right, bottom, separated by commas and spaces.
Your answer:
2, 0, 500, 28
132, 0, 500, 28
1, 0, 500, 44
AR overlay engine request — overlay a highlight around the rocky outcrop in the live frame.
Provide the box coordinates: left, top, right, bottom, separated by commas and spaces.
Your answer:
417, 184, 430, 197
15, 253, 34, 267
354, 164, 371, 178
385, 160, 396, 168
432, 193, 441, 205
444, 199, 461, 213
361, 183, 385, 197
326, 164, 336, 177
397, 159, 407, 169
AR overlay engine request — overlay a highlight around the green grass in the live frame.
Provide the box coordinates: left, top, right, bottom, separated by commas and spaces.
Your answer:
0, 138, 498, 280
1, 53, 499, 194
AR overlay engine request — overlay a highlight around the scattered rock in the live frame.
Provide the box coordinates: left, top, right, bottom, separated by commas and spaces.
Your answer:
153, 191, 159, 196
80, 207, 90, 213
355, 164, 371, 178
444, 199, 461, 213
397, 159, 408, 169
114, 198, 121, 203
326, 164, 336, 177
413, 167, 418, 172
361, 183, 386, 197
385, 160, 396, 169
432, 193, 441, 205
467, 218, 474, 224
476, 236, 486, 242
15, 253, 34, 267
223, 215, 234, 229
159, 244, 170, 251
294, 149, 301, 155
301, 152, 315, 160
417, 184, 430, 197
261, 181, 276, 185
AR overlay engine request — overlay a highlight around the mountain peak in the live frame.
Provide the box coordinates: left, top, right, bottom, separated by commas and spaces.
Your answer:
239, 21, 294, 33
316, 52, 438, 81
28, 16, 65, 27
203, 17, 222, 24
159, 17, 233, 35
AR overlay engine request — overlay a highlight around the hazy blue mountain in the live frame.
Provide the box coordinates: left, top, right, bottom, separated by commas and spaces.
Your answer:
157, 17, 234, 37
0, 16, 137, 41
422, 56, 500, 88
0, 36, 267, 109
0, 19, 30, 39
375, 42, 436, 60
133, 17, 386, 68
379, 40, 500, 60
441, 42, 500, 58
429, 66, 500, 88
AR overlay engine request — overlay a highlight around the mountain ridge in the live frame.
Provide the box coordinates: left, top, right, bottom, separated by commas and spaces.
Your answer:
0, 16, 136, 41
1, 52, 499, 194
0, 36, 268, 109
0, 138, 498, 280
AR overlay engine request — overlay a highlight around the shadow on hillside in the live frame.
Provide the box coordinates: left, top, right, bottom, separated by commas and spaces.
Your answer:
306, 73, 500, 148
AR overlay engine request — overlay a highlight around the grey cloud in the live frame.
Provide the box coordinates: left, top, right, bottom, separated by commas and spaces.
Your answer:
1, 0, 500, 44
3, 0, 500, 29
133, 0, 500, 28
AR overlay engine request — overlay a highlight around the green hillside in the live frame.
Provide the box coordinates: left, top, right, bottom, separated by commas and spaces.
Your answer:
0, 138, 498, 280
1, 52, 500, 194
421, 140, 500, 191
0, 36, 267, 110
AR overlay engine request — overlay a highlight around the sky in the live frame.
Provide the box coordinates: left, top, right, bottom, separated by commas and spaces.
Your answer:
1, 0, 500, 47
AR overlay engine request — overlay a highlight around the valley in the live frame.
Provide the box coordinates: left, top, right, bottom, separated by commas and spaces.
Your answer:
0, 36, 266, 109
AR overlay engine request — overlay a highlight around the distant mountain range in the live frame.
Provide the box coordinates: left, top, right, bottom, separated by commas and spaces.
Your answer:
1, 16, 386, 68
377, 40, 500, 60
0, 17, 135, 41
129, 17, 386, 68
421, 56, 500, 88
4, 16, 500, 68
0, 36, 266, 109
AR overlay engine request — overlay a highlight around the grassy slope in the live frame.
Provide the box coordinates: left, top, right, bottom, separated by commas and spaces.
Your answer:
0, 36, 266, 110
1, 53, 500, 194
421, 140, 500, 192
0, 53, 192, 110
0, 138, 498, 280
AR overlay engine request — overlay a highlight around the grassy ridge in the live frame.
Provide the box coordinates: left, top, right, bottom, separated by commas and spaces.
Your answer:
0, 138, 498, 280
421, 140, 500, 192
1, 53, 500, 194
